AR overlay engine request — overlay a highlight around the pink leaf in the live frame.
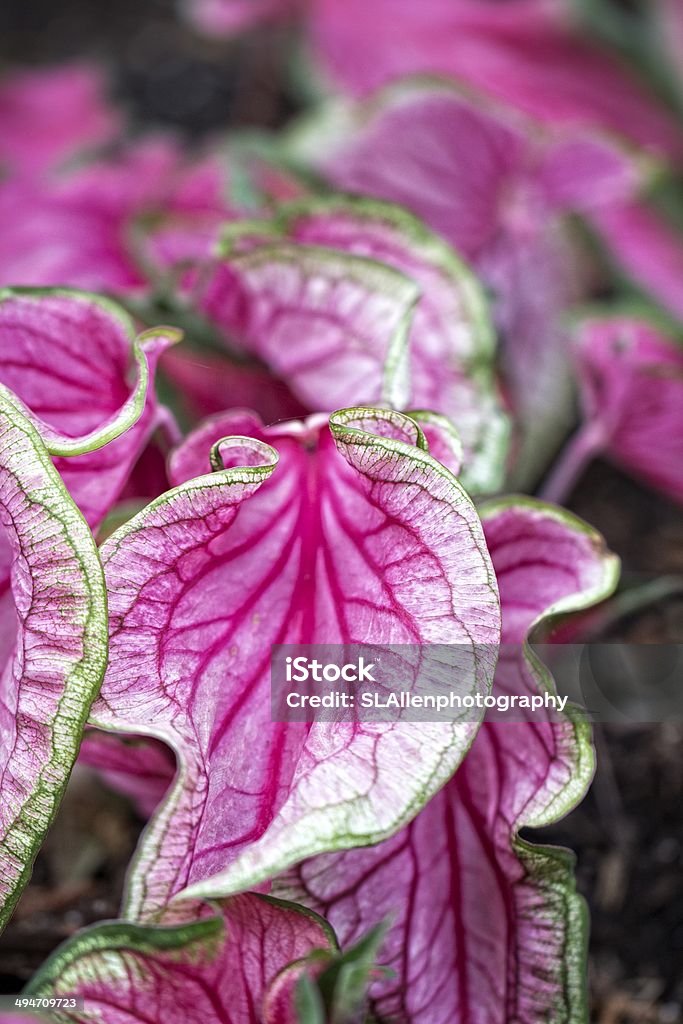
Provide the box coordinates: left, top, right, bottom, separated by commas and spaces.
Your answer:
202, 196, 508, 492
317, 83, 583, 484
181, 0, 683, 161
0, 289, 178, 528
0, 64, 119, 179
589, 200, 683, 323
566, 314, 683, 505
0, 387, 108, 930
25, 894, 336, 1023
278, 499, 619, 1024
90, 407, 500, 920
326, 87, 525, 262
0, 142, 233, 295
310, 0, 682, 161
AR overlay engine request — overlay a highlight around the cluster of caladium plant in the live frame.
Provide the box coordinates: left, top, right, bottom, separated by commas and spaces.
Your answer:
0, 1, 681, 1018
0, 289, 618, 1020
0, 281, 620, 1022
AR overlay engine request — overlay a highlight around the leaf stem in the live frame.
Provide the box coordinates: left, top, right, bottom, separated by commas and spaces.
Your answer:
538, 420, 606, 505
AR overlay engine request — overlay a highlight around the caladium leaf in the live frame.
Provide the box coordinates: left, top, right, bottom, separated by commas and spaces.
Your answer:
0, 63, 119, 179
278, 498, 619, 1024
277, 197, 508, 492
588, 199, 683, 324
309, 82, 584, 485
201, 197, 508, 492
183, 0, 683, 161
90, 406, 500, 920
0, 140, 232, 295
309, 0, 683, 161
0, 289, 179, 528
319, 84, 525, 262
0, 386, 108, 931
25, 894, 336, 1023
201, 240, 419, 412
543, 314, 683, 505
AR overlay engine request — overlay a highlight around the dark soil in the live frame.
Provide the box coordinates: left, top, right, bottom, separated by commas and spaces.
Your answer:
1, 3, 682, 1020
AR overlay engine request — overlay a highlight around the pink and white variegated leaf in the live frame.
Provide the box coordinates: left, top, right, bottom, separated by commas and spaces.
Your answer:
0, 289, 179, 529
277, 499, 619, 1024
89, 406, 500, 921
201, 197, 508, 491
0, 387, 108, 931
200, 240, 419, 412
544, 314, 683, 506
25, 894, 336, 1023
299, 82, 581, 486
272, 197, 508, 492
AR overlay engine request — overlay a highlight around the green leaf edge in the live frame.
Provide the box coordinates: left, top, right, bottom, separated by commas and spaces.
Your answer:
0, 286, 181, 457
0, 386, 109, 932
480, 495, 621, 1024
25, 894, 339, 1013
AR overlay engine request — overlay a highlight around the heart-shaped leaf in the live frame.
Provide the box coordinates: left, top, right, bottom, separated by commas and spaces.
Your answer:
277, 197, 508, 492
89, 406, 500, 920
200, 196, 508, 491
